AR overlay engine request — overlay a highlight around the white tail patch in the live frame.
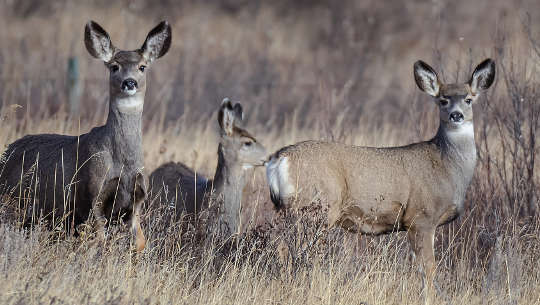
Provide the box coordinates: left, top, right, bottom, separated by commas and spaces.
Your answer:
266, 157, 281, 202
266, 156, 295, 206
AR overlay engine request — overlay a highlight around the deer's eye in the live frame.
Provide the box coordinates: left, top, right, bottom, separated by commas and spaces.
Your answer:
439, 99, 449, 106
139, 65, 146, 72
110, 64, 119, 73
243, 141, 253, 147
465, 98, 472, 105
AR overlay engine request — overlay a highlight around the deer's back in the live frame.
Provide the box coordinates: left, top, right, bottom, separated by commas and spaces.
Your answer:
2, 133, 79, 189
269, 140, 457, 233
0, 128, 120, 226
150, 162, 211, 217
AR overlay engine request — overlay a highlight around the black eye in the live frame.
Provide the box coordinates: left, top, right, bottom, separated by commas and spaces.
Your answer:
139, 65, 146, 72
439, 100, 449, 106
244, 141, 252, 147
110, 64, 119, 73
465, 98, 472, 105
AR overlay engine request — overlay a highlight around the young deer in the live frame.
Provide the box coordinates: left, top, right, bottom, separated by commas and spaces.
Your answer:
266, 59, 495, 285
150, 98, 267, 234
0, 21, 171, 252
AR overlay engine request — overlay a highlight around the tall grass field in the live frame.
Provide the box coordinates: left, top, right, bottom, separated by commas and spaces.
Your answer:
0, 1, 539, 304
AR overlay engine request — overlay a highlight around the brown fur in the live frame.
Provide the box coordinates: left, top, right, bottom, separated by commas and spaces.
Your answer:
266, 59, 495, 289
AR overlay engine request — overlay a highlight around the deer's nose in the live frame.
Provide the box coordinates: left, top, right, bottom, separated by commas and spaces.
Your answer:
449, 111, 464, 123
121, 78, 138, 92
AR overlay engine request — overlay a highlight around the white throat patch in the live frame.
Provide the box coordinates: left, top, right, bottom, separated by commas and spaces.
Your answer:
115, 96, 144, 112
446, 122, 474, 139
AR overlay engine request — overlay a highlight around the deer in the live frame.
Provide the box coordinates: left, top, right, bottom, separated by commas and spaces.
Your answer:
0, 20, 172, 252
150, 98, 267, 234
265, 59, 495, 288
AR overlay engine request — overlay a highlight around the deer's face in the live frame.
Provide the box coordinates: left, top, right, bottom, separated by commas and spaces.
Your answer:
436, 84, 476, 128
218, 98, 268, 169
221, 128, 268, 169
84, 20, 171, 108
106, 51, 148, 98
414, 59, 495, 130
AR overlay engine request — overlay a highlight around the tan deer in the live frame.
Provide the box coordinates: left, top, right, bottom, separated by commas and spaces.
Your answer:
150, 98, 267, 234
266, 59, 495, 286
0, 21, 171, 252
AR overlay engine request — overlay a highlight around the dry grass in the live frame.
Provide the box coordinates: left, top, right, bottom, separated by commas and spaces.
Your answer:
1, 1, 540, 304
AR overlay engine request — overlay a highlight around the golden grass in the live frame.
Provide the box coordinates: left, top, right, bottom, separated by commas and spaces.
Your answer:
0, 101, 538, 304
1, 1, 540, 304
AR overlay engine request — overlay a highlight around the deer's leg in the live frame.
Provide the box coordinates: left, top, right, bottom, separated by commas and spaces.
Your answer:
132, 174, 146, 252
92, 178, 120, 240
92, 200, 107, 240
407, 226, 437, 294
131, 202, 146, 252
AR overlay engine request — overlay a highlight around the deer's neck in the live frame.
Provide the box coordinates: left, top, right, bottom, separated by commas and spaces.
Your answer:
104, 93, 144, 168
433, 121, 477, 203
212, 144, 246, 234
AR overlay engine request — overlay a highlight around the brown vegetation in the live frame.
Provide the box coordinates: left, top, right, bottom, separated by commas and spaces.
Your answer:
0, 1, 539, 304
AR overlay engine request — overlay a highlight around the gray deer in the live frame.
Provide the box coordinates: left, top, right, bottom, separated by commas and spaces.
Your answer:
265, 59, 495, 286
150, 98, 267, 234
0, 20, 171, 252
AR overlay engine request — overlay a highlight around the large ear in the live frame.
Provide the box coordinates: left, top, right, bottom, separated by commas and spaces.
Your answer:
232, 103, 243, 121
218, 98, 243, 135
140, 21, 172, 62
469, 58, 495, 94
414, 60, 441, 97
85, 21, 115, 62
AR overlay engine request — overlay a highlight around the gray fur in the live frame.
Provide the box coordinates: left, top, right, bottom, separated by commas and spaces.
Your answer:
150, 161, 211, 217
0, 21, 171, 252
150, 99, 267, 233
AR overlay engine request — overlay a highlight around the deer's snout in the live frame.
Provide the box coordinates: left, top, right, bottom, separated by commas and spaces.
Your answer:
121, 78, 138, 94
449, 111, 464, 123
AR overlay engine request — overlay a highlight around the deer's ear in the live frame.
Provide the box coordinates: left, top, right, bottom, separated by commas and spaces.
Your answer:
134, 172, 147, 202
85, 21, 115, 62
140, 21, 171, 62
469, 58, 495, 94
232, 103, 244, 122
218, 98, 240, 136
414, 60, 440, 97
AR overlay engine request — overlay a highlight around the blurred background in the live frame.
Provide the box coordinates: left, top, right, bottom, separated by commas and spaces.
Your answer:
0, 0, 537, 125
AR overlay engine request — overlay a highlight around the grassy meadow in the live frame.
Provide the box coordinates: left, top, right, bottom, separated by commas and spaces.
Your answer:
0, 1, 539, 304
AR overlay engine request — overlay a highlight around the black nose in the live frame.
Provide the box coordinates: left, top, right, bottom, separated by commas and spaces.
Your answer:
449, 111, 464, 122
121, 78, 138, 91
